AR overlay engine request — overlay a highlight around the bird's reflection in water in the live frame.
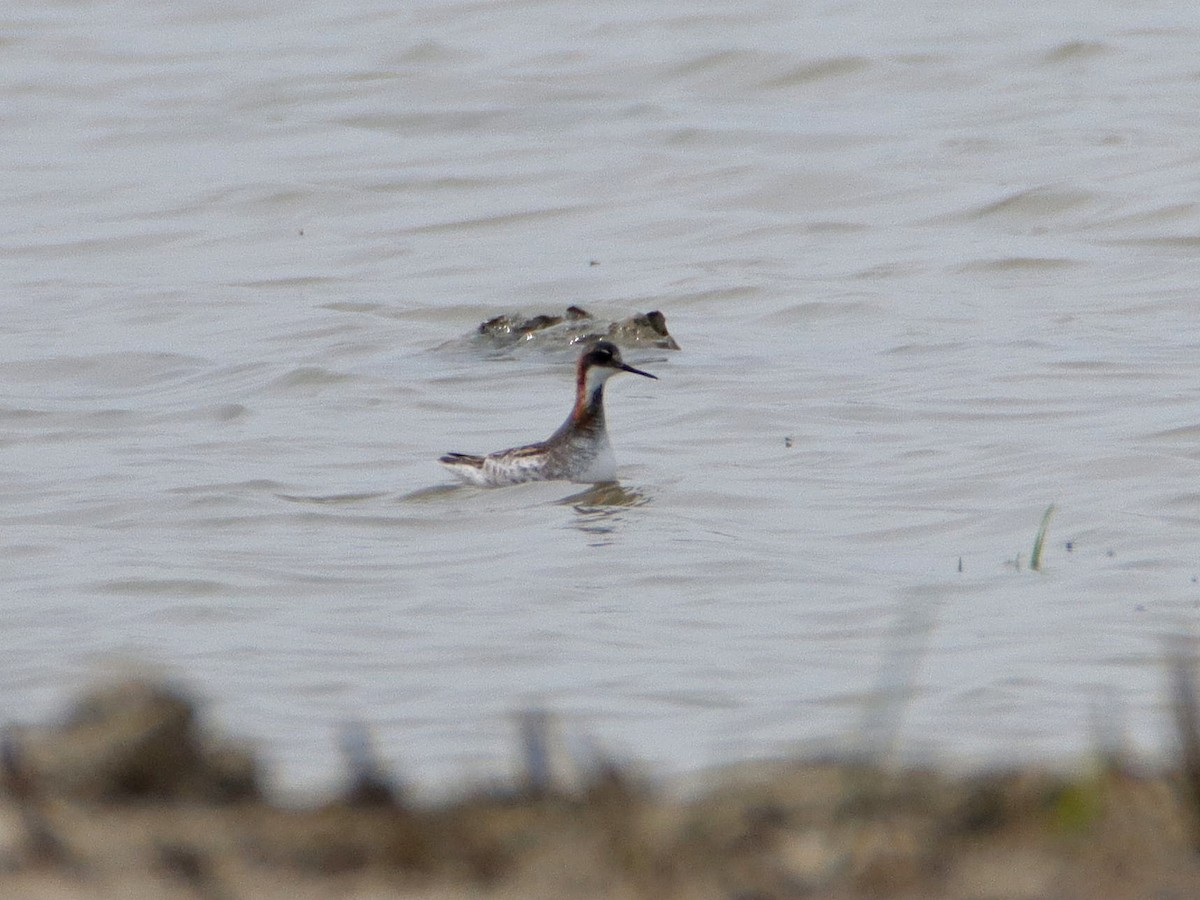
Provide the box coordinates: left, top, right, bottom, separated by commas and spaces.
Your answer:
558, 482, 650, 540
277, 491, 391, 504
396, 483, 466, 503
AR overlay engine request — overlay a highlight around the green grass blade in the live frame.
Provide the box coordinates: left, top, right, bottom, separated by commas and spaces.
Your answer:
1030, 504, 1056, 572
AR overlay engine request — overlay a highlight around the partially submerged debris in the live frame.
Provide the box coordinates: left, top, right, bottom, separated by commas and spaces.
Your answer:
474, 306, 681, 351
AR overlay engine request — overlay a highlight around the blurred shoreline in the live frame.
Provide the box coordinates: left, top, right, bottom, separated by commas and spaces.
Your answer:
1, 678, 1198, 899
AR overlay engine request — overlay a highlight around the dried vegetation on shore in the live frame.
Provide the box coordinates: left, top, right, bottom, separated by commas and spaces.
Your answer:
2, 671, 1200, 899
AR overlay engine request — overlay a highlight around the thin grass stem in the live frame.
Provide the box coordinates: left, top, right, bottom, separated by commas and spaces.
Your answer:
1030, 504, 1056, 572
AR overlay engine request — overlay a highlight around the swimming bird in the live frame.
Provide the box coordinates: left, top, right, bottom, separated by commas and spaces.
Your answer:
439, 340, 656, 486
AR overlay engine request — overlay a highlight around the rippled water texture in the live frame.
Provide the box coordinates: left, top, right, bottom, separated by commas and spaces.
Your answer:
4, 1, 1200, 788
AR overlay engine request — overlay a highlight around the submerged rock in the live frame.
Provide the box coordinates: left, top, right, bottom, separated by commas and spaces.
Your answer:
605, 310, 678, 349
473, 306, 680, 351
478, 305, 591, 340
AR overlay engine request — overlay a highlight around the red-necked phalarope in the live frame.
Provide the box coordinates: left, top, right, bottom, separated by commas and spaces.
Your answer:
439, 340, 657, 487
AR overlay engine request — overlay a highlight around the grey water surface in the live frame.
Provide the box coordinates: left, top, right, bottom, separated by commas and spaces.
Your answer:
4, 0, 1200, 791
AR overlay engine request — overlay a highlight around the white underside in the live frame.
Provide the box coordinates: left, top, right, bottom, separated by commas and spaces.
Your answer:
441, 432, 617, 487
564, 436, 616, 483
